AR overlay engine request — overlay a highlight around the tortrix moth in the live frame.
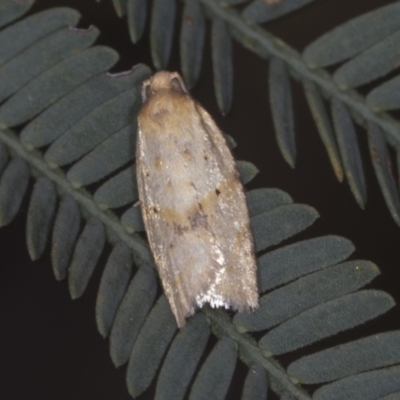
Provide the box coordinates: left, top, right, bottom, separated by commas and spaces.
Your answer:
136, 71, 258, 328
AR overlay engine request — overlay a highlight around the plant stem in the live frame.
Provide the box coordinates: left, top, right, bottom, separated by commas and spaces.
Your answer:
203, 307, 312, 400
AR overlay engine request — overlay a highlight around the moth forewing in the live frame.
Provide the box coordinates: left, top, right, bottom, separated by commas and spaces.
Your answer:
136, 71, 258, 328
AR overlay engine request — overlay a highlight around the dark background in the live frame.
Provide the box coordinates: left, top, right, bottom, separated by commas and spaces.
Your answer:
1, 0, 400, 399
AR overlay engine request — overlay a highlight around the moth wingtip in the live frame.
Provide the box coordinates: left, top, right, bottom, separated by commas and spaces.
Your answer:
174, 306, 195, 329
171, 295, 259, 328
176, 319, 186, 329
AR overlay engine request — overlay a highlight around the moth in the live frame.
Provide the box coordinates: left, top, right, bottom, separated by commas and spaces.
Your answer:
136, 71, 258, 328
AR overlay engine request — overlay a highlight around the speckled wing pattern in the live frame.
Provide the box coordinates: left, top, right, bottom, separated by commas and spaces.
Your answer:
136, 72, 258, 328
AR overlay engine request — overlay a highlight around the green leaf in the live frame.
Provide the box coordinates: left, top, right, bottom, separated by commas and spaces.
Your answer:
237, 160, 259, 184
259, 290, 395, 355
379, 391, 400, 400
331, 99, 366, 209
189, 338, 237, 400
112, 0, 127, 17
302, 3, 400, 68
224, 0, 249, 5
334, 30, 400, 89
234, 261, 379, 332
251, 204, 319, 253
44, 88, 141, 168
127, 0, 147, 43
288, 331, 400, 384
303, 80, 343, 181
21, 65, 150, 149
94, 166, 137, 210
26, 177, 57, 261
224, 133, 237, 150
0, 25, 99, 108
95, 243, 133, 338
127, 295, 178, 398
241, 364, 268, 400
367, 122, 400, 226
212, 16, 233, 114
67, 125, 136, 188
180, 0, 205, 89
150, 0, 176, 69
243, 0, 316, 24
0, 8, 80, 64
121, 205, 144, 233
313, 365, 400, 400
51, 195, 81, 281
0, 0, 34, 28
246, 188, 293, 218
155, 314, 210, 400
367, 74, 400, 112
68, 217, 106, 299
0, 46, 118, 127
269, 57, 296, 168
109, 264, 157, 367
0, 157, 29, 227
0, 142, 8, 176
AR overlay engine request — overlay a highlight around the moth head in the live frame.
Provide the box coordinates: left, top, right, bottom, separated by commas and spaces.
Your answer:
142, 71, 189, 103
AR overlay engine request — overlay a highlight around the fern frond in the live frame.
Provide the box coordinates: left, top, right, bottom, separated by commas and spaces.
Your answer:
1, 4, 400, 400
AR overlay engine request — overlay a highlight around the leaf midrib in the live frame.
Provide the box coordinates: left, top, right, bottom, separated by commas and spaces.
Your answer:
203, 306, 312, 400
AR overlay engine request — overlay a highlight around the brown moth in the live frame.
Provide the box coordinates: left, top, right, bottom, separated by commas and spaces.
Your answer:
136, 71, 258, 328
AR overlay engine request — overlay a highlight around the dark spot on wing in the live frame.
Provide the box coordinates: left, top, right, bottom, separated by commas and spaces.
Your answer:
182, 146, 193, 162
174, 223, 189, 236
152, 108, 169, 122
215, 189, 221, 196
188, 210, 208, 230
